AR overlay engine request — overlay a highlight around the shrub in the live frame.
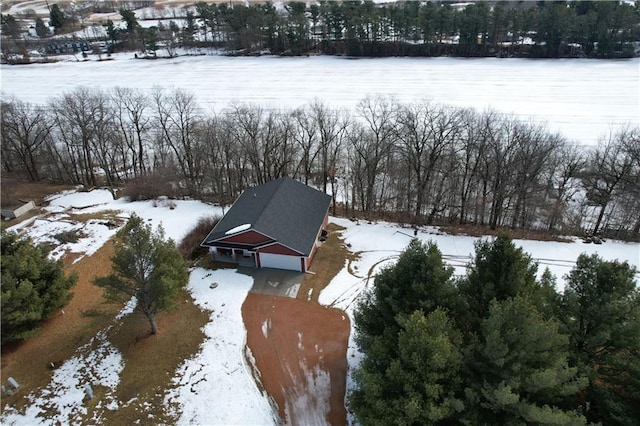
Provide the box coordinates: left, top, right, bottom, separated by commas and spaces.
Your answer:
178, 216, 219, 260
122, 167, 184, 201
55, 229, 81, 243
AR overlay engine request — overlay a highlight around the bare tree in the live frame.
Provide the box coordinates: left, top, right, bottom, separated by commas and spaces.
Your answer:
152, 87, 204, 196
394, 100, 461, 224
351, 96, 397, 218
583, 127, 637, 235
52, 87, 111, 187
112, 87, 151, 178
1, 99, 53, 181
291, 105, 320, 184
508, 121, 560, 229
312, 100, 349, 195
545, 142, 585, 232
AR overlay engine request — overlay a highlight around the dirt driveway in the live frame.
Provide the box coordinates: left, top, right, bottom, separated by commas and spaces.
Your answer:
240, 265, 351, 425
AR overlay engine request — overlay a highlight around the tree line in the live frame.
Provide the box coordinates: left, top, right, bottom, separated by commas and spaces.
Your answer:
2, 88, 638, 240
2, 1, 639, 61
351, 236, 639, 425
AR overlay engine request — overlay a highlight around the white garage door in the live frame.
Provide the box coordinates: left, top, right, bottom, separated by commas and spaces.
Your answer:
259, 253, 302, 271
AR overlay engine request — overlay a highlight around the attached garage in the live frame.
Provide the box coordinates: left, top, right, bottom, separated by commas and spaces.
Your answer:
258, 253, 303, 271
201, 177, 331, 273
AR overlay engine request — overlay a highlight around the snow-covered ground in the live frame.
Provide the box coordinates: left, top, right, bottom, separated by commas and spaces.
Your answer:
2, 56, 638, 146
2, 189, 638, 424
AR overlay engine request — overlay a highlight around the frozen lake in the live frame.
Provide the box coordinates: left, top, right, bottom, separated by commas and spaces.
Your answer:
1, 55, 638, 146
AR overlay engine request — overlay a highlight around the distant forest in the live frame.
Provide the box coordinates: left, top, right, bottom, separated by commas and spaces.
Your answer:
1, 1, 640, 60
2, 89, 639, 241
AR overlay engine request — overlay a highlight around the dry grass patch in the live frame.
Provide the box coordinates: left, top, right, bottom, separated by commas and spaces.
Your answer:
102, 290, 210, 424
440, 224, 573, 243
1, 234, 210, 423
299, 223, 357, 303
68, 210, 122, 223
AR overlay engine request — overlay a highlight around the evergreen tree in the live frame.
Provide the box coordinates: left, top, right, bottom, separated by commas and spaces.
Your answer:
351, 309, 465, 425
559, 254, 640, 424
119, 8, 139, 34
49, 4, 66, 33
458, 233, 540, 329
93, 214, 188, 334
465, 296, 587, 425
105, 19, 119, 46
1, 231, 77, 345
354, 239, 456, 361
351, 240, 459, 424
1, 14, 21, 38
35, 17, 48, 38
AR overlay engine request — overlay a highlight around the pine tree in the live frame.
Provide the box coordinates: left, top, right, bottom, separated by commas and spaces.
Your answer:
458, 233, 540, 329
559, 254, 640, 424
350, 240, 459, 424
35, 17, 48, 38
351, 309, 465, 425
354, 239, 456, 361
465, 297, 587, 425
1, 231, 77, 345
49, 4, 65, 33
93, 214, 188, 334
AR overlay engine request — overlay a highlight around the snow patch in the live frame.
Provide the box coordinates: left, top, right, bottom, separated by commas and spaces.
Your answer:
163, 268, 276, 425
1, 301, 136, 425
261, 319, 271, 338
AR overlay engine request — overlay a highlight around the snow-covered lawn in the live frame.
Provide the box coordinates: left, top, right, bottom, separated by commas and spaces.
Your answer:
2, 189, 638, 425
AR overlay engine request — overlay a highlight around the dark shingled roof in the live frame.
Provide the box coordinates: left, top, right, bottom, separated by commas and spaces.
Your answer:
202, 177, 331, 256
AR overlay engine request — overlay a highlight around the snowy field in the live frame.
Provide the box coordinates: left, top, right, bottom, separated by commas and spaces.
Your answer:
2, 189, 639, 424
2, 56, 638, 146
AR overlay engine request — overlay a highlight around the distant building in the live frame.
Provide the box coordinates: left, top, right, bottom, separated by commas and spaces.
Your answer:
1, 201, 36, 221
46, 40, 90, 55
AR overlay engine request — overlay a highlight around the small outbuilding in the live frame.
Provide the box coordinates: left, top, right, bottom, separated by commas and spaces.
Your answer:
1, 200, 36, 221
201, 177, 331, 272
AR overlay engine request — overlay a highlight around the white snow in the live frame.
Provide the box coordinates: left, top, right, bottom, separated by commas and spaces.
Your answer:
225, 223, 251, 235
164, 268, 277, 425
2, 188, 638, 425
2, 56, 638, 146
320, 217, 640, 311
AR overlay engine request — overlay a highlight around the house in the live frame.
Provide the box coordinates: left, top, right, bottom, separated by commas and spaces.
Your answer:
201, 177, 331, 272
1, 200, 36, 221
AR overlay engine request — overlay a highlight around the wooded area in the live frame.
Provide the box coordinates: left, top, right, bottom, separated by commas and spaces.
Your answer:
2, 89, 638, 240
2, 1, 639, 61
351, 237, 640, 425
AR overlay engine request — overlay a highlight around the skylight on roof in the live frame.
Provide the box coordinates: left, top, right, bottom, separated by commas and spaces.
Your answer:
225, 223, 251, 235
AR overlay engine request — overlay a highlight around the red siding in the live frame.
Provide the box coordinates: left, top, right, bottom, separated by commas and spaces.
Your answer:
258, 243, 302, 256
217, 230, 271, 245
306, 245, 317, 270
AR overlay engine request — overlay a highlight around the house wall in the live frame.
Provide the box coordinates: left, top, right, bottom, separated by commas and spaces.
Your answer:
305, 208, 330, 270
257, 243, 302, 256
